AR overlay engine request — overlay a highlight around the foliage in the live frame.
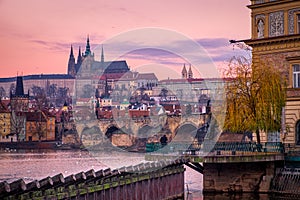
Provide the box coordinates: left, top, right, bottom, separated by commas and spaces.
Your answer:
56, 87, 69, 106
223, 56, 286, 143
47, 84, 57, 98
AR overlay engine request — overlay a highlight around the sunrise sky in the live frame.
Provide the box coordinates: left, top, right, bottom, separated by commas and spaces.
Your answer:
0, 0, 251, 79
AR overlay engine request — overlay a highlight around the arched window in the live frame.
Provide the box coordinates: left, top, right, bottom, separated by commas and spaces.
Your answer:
296, 120, 300, 145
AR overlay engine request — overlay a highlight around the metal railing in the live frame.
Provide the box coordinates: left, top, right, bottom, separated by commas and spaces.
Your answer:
146, 141, 285, 155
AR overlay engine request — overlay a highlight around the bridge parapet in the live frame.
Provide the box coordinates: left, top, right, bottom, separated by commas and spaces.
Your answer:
0, 158, 189, 200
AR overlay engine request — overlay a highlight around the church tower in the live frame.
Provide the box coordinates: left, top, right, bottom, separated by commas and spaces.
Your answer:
84, 35, 92, 57
188, 64, 193, 79
10, 76, 29, 112
67, 45, 76, 77
76, 46, 83, 73
101, 45, 104, 63
182, 64, 187, 79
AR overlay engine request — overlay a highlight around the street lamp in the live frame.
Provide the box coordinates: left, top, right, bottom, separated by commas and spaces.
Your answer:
229, 39, 252, 51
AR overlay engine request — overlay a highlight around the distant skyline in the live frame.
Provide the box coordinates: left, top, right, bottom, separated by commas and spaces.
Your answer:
0, 0, 251, 79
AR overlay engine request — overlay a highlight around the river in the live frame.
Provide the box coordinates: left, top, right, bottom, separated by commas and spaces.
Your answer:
0, 149, 289, 200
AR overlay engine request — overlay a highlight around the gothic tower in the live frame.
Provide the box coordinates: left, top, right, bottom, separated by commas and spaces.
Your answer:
182, 64, 187, 79
101, 45, 104, 63
76, 46, 83, 73
67, 45, 76, 77
84, 35, 92, 57
188, 64, 193, 79
10, 76, 29, 112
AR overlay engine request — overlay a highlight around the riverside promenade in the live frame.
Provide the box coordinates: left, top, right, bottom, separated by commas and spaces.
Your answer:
146, 141, 300, 196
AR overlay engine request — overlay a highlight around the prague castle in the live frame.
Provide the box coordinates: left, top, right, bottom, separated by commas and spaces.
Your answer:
0, 36, 132, 100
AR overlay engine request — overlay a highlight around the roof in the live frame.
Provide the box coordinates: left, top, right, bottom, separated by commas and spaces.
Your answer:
136, 73, 158, 80
0, 74, 74, 83
100, 73, 127, 80
90, 60, 130, 74
25, 112, 47, 122
103, 61, 130, 73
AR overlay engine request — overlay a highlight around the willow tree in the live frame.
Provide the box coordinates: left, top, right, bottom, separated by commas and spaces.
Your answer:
223, 56, 286, 144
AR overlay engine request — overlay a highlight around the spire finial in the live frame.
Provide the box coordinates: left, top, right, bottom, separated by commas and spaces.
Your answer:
101, 44, 104, 62
188, 64, 193, 79
85, 34, 91, 56
182, 63, 187, 79
70, 45, 74, 56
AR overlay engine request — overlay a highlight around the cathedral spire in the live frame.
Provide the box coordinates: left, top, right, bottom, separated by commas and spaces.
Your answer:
85, 35, 91, 56
70, 45, 74, 58
76, 46, 83, 73
101, 44, 104, 63
67, 45, 76, 77
182, 63, 187, 79
188, 64, 193, 79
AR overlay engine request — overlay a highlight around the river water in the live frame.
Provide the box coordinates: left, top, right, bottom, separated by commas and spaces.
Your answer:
0, 149, 291, 200
0, 149, 203, 199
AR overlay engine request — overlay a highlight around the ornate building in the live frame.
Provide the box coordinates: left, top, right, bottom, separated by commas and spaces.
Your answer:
245, 0, 300, 148
69, 36, 130, 99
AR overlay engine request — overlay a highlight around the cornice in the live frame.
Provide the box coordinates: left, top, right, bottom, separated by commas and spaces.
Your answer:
244, 34, 300, 48
286, 56, 300, 61
248, 0, 295, 10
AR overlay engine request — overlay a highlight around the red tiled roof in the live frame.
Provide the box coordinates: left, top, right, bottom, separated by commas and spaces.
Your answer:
25, 112, 47, 122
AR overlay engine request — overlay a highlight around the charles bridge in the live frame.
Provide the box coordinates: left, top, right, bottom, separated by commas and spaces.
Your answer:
74, 111, 208, 150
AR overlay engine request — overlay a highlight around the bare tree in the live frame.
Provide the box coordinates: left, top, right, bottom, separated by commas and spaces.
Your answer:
34, 111, 47, 141
10, 111, 25, 141
9, 83, 15, 95
0, 86, 6, 99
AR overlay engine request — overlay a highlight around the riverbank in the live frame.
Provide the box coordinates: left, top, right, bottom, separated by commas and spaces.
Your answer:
0, 141, 81, 150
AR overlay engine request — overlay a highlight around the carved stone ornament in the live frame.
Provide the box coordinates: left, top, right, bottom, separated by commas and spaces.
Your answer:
256, 14, 266, 38
288, 8, 300, 35
255, 0, 264, 4
269, 11, 284, 37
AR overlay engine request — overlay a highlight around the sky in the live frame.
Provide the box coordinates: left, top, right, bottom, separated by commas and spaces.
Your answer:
0, 0, 251, 79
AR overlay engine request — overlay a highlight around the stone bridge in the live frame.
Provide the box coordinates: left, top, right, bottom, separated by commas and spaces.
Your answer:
75, 113, 208, 148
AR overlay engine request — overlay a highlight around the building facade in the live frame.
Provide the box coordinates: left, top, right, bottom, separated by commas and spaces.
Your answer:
0, 100, 12, 142
245, 0, 300, 148
25, 111, 55, 141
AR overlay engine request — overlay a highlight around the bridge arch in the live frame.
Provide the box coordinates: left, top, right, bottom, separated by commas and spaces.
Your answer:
173, 123, 198, 142
138, 125, 154, 138
105, 125, 123, 138
80, 125, 103, 144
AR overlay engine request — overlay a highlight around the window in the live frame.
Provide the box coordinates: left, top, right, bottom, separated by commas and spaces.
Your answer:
293, 64, 300, 88
296, 120, 300, 145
